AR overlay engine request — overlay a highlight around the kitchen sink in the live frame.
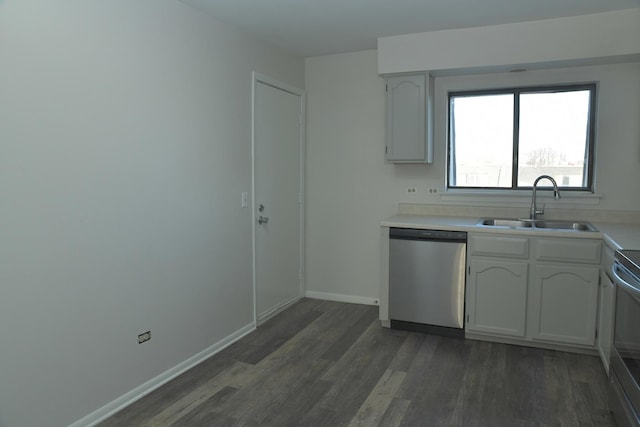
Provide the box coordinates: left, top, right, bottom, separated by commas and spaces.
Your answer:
478, 218, 597, 232
480, 219, 533, 228
533, 220, 597, 231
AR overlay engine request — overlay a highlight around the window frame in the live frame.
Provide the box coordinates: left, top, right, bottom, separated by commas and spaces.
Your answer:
447, 83, 597, 192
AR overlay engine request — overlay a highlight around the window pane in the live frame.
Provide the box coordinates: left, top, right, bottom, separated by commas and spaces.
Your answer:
450, 94, 514, 187
517, 90, 591, 187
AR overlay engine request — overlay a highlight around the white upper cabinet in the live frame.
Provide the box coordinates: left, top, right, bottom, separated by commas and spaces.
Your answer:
385, 74, 433, 163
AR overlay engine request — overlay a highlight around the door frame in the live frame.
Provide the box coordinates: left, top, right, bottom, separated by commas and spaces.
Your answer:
251, 72, 306, 326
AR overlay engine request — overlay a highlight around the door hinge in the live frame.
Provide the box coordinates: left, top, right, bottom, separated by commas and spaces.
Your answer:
385, 83, 388, 92
595, 329, 598, 339
466, 314, 469, 323
468, 266, 471, 275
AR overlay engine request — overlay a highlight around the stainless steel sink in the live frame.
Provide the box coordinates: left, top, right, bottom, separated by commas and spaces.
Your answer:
480, 218, 533, 228
533, 220, 597, 231
478, 218, 597, 232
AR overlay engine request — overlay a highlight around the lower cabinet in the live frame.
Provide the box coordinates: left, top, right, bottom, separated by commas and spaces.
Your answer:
597, 244, 616, 372
466, 233, 601, 350
529, 264, 599, 346
467, 259, 528, 337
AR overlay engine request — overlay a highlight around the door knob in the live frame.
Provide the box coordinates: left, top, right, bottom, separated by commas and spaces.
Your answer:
258, 216, 269, 224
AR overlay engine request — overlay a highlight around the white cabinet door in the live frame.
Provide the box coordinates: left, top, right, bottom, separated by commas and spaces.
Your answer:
385, 74, 433, 163
530, 264, 599, 346
598, 244, 616, 372
467, 259, 528, 337
598, 269, 615, 372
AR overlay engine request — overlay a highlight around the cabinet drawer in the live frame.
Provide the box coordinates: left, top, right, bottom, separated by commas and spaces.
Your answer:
469, 234, 529, 258
535, 238, 601, 264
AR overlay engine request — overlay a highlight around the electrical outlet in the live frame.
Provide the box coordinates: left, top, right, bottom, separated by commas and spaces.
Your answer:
428, 188, 439, 194
138, 331, 151, 344
406, 187, 417, 193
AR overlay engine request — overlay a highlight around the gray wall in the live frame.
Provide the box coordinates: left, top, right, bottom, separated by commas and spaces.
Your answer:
0, 1, 304, 426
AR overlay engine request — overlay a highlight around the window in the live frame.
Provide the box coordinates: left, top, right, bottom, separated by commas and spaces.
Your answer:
448, 84, 596, 191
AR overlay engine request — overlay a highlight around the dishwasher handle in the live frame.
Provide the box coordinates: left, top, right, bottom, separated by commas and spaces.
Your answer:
390, 227, 467, 242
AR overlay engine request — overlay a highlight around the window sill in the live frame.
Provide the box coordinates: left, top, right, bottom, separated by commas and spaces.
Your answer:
439, 190, 602, 206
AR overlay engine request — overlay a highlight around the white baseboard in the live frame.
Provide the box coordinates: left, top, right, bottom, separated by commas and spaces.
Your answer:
257, 295, 301, 325
70, 322, 256, 427
305, 291, 379, 306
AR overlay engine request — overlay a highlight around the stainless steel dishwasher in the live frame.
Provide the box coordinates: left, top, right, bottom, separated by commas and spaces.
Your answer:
389, 228, 467, 337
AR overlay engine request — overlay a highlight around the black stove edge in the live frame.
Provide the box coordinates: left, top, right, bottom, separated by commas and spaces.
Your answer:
617, 249, 640, 276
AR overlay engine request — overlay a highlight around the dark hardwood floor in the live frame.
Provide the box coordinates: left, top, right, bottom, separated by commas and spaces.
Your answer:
99, 298, 615, 426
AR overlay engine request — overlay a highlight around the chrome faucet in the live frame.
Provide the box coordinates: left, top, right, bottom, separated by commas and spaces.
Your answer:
530, 175, 561, 220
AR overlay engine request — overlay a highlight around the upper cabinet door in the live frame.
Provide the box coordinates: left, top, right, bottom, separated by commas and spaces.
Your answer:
385, 73, 433, 163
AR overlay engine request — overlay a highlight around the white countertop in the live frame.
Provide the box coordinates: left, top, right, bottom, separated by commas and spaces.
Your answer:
596, 222, 640, 251
381, 214, 640, 250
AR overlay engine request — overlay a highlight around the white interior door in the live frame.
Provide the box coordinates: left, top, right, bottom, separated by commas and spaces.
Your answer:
253, 74, 304, 323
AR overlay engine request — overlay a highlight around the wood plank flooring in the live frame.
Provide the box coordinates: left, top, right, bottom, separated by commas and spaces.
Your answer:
99, 299, 615, 426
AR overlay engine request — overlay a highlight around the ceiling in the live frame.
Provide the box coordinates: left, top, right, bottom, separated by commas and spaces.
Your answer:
181, 0, 640, 57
